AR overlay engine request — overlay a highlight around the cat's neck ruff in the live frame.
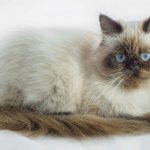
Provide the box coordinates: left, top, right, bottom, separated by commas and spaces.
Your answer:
103, 85, 150, 116
85, 75, 150, 117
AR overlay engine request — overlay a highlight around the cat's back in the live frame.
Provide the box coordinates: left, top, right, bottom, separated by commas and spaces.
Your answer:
0, 28, 95, 80
0, 28, 100, 80
0, 28, 99, 62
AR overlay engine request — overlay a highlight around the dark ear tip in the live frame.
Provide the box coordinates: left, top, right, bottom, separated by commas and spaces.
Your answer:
99, 14, 108, 21
143, 17, 150, 33
99, 14, 105, 18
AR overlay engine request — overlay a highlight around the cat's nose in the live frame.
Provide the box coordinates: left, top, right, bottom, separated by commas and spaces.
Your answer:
127, 60, 139, 76
130, 64, 139, 75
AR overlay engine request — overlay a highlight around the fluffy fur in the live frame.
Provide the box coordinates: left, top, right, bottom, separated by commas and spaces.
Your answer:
0, 107, 150, 137
0, 15, 149, 137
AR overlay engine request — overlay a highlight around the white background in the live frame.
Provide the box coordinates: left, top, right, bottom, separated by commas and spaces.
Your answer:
0, 0, 150, 150
0, 0, 150, 34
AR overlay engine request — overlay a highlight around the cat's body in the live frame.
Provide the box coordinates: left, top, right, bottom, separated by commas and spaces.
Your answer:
0, 29, 99, 114
0, 15, 150, 137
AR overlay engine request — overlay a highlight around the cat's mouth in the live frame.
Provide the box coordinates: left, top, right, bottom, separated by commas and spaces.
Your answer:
106, 70, 150, 89
117, 72, 150, 89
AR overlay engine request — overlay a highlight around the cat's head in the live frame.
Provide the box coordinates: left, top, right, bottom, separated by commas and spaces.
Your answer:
96, 14, 150, 89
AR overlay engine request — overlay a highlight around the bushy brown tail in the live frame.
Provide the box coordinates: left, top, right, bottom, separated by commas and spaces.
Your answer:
0, 107, 149, 138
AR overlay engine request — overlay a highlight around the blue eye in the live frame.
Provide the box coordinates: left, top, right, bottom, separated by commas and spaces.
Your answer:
140, 53, 150, 61
115, 54, 126, 62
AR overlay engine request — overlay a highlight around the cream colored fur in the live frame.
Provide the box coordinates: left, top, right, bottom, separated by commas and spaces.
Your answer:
0, 29, 99, 114
0, 22, 149, 117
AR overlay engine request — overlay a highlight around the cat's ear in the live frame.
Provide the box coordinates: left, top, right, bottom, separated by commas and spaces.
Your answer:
99, 14, 123, 35
142, 17, 150, 33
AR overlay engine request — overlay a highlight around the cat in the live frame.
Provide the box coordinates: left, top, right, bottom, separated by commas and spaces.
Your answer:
0, 14, 150, 137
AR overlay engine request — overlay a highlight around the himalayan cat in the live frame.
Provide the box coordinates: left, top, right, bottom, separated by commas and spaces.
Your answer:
0, 14, 150, 137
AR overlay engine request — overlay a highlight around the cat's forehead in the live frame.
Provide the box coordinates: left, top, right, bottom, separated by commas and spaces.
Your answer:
104, 22, 150, 53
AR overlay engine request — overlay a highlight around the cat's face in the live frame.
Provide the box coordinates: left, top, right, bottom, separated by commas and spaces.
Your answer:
96, 15, 150, 89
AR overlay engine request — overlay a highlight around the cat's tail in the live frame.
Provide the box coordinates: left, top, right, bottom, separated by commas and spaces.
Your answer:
0, 107, 149, 137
